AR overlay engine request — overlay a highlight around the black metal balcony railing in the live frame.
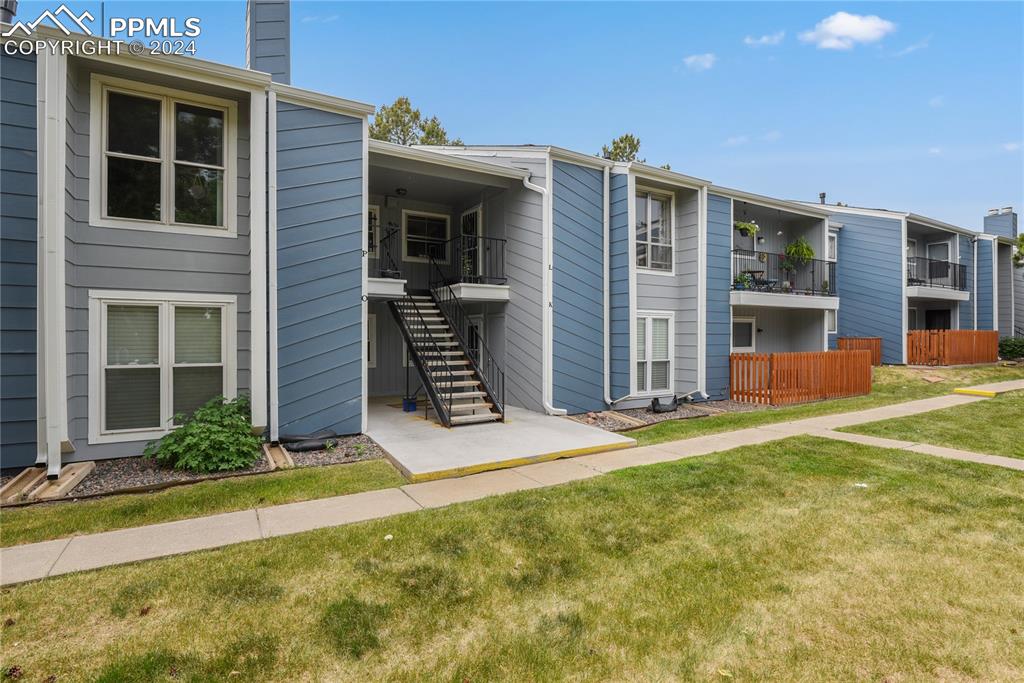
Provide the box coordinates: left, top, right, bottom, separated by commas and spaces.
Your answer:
731, 249, 835, 296
371, 226, 402, 279
906, 256, 967, 290
432, 235, 508, 287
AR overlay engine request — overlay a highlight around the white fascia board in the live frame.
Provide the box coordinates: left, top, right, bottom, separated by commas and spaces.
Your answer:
442, 283, 511, 302
905, 286, 970, 302
906, 213, 978, 237
729, 291, 840, 310
624, 162, 710, 189
378, 141, 530, 180
720, 188, 831, 219
367, 278, 408, 299
272, 83, 375, 118
417, 144, 613, 171
800, 203, 909, 221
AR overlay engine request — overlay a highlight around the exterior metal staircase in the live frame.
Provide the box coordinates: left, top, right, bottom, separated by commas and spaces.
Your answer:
388, 292, 504, 426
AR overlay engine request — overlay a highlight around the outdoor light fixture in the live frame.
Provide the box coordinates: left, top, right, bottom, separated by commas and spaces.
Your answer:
396, 187, 407, 196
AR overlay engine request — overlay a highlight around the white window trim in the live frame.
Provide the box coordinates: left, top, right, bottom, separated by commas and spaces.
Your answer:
367, 313, 377, 368
908, 306, 918, 330
633, 309, 675, 396
926, 239, 952, 262
88, 73, 239, 237
731, 315, 757, 353
826, 231, 838, 262
88, 290, 238, 445
401, 209, 450, 264
826, 308, 838, 334
635, 186, 676, 277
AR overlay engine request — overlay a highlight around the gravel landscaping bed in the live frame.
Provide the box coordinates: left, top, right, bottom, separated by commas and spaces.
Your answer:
71, 453, 275, 497
571, 400, 770, 432
285, 433, 386, 468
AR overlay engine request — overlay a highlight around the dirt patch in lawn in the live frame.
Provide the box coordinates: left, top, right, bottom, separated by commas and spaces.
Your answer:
285, 433, 385, 468
570, 400, 769, 432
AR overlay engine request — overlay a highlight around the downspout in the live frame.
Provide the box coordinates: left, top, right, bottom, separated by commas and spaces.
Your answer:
267, 90, 280, 442
696, 185, 709, 399
521, 170, 566, 416
603, 165, 613, 407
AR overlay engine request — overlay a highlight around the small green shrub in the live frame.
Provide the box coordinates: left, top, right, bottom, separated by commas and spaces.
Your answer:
998, 336, 1024, 360
144, 395, 262, 473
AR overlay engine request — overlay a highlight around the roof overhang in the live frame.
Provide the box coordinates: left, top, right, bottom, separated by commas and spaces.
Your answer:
614, 161, 709, 190
906, 213, 977, 237
272, 83, 374, 118
418, 144, 613, 171
719, 188, 831, 219
375, 141, 531, 181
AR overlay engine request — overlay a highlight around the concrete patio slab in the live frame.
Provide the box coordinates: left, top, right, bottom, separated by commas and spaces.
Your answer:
0, 538, 70, 585
257, 488, 421, 538
401, 469, 543, 508
49, 509, 262, 577
512, 459, 602, 486
367, 402, 635, 481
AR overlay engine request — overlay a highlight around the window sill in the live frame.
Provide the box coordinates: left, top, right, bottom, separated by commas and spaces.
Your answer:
636, 267, 675, 278
90, 216, 238, 239
88, 426, 170, 446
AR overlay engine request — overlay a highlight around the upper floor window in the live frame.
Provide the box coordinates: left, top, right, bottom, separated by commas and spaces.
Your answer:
827, 232, 838, 261
90, 75, 237, 236
636, 190, 672, 271
403, 210, 450, 263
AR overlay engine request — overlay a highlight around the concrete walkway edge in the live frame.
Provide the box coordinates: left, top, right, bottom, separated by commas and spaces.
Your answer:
2, 385, 1021, 586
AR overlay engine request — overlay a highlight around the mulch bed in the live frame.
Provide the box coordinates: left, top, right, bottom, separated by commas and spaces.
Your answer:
285, 433, 386, 468
71, 453, 275, 497
570, 400, 770, 432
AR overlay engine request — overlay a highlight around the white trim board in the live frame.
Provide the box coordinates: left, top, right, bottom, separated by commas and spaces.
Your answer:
904, 286, 970, 302
729, 291, 840, 310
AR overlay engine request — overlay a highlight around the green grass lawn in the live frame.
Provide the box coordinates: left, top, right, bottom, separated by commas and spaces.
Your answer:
633, 364, 1024, 446
0, 460, 405, 547
843, 390, 1024, 458
2, 436, 1022, 681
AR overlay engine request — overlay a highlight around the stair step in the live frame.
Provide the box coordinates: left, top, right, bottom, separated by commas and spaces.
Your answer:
434, 380, 481, 388
441, 391, 487, 399
426, 359, 470, 366
407, 324, 447, 329
433, 369, 475, 376
420, 351, 464, 357
450, 402, 494, 413
451, 413, 501, 425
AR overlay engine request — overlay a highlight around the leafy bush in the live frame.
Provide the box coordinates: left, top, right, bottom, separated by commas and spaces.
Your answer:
784, 236, 816, 265
144, 395, 262, 473
998, 336, 1024, 360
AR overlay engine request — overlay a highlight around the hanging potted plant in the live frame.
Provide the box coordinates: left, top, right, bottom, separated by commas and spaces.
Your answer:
734, 220, 759, 238
784, 236, 815, 265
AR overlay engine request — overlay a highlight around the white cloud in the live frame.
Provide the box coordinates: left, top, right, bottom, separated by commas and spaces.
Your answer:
928, 147, 942, 156
301, 14, 339, 24
928, 95, 945, 108
683, 53, 717, 72
1005, 142, 1021, 152
799, 12, 896, 50
896, 36, 931, 56
761, 130, 783, 142
744, 31, 785, 47
724, 135, 749, 147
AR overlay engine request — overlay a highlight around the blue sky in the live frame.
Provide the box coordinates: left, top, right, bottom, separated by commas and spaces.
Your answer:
17, 1, 1024, 228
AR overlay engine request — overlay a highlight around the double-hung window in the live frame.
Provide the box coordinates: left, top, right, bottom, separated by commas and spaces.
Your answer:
89, 291, 237, 443
635, 190, 673, 271
403, 210, 450, 263
826, 232, 838, 261
91, 75, 237, 235
731, 316, 756, 353
635, 312, 673, 394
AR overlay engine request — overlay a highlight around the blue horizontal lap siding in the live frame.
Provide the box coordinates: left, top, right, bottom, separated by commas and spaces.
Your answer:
959, 235, 974, 330
552, 161, 605, 414
833, 213, 904, 363
976, 240, 994, 330
276, 102, 363, 436
1, 52, 37, 468
609, 173, 630, 399
705, 194, 731, 399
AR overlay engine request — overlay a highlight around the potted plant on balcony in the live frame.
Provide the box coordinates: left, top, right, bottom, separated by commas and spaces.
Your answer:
733, 272, 753, 290
734, 220, 759, 238
780, 237, 815, 292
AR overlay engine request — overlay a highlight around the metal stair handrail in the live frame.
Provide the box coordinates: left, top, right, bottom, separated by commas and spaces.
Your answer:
389, 294, 455, 426
427, 255, 506, 419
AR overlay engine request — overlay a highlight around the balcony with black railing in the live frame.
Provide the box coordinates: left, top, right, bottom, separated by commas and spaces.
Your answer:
906, 256, 967, 290
370, 228, 507, 291
731, 249, 836, 296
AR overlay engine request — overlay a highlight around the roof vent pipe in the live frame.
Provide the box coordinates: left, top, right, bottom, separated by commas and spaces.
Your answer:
0, 0, 18, 23
819, 192, 826, 205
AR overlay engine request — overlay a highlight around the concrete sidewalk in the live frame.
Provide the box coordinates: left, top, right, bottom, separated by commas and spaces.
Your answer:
2, 388, 1020, 586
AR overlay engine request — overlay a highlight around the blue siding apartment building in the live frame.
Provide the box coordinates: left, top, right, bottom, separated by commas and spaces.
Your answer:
1, 1, 1019, 476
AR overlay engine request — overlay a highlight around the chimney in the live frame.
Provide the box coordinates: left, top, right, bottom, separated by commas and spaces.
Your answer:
983, 206, 1018, 239
246, 0, 291, 84
819, 192, 826, 205
0, 0, 18, 23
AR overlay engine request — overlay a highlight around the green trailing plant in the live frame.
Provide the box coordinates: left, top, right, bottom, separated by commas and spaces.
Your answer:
998, 336, 1024, 360
144, 395, 262, 473
734, 220, 759, 237
733, 273, 753, 290
784, 236, 815, 266
821, 279, 830, 292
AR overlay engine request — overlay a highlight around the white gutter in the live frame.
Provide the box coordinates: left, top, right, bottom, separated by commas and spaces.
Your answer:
602, 165, 612, 407
267, 90, 280, 442
522, 166, 566, 416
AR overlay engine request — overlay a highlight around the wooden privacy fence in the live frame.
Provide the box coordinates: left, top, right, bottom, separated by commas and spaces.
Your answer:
730, 350, 873, 406
837, 337, 883, 366
906, 330, 999, 366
